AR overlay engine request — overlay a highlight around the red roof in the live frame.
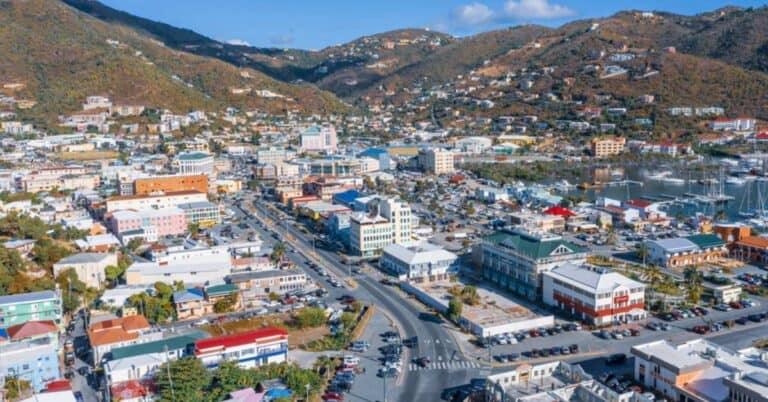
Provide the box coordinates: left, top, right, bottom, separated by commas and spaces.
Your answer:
195, 327, 287, 354
544, 206, 575, 217
45, 380, 72, 392
7, 320, 58, 340
756, 131, 768, 139
626, 199, 652, 208
111, 380, 156, 400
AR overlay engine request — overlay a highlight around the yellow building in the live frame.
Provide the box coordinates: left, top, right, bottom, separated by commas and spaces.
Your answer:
216, 179, 242, 194
590, 136, 626, 158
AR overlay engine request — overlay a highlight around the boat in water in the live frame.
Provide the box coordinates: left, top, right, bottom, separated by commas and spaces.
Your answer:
660, 177, 686, 185
725, 176, 746, 185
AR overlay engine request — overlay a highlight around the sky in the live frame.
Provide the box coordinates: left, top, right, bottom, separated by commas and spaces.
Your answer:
101, 0, 767, 50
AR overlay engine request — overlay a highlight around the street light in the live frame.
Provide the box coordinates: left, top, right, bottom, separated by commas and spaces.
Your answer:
305, 383, 310, 402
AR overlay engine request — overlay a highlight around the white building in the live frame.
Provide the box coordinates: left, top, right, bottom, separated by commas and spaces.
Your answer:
349, 213, 393, 257
476, 187, 510, 203
125, 244, 232, 286
173, 152, 214, 176
710, 118, 756, 132
105, 190, 208, 212
454, 136, 493, 154
542, 263, 646, 326
380, 241, 457, 282
300, 124, 337, 153
53, 253, 117, 289
632, 339, 768, 402
194, 328, 288, 368
377, 198, 412, 245
418, 148, 455, 175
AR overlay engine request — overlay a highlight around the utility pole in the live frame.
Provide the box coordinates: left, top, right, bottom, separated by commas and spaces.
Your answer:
165, 345, 175, 401
383, 372, 387, 402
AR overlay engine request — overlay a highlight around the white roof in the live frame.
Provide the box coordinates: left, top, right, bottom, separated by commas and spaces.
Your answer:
19, 392, 76, 402
350, 212, 389, 225
383, 241, 457, 266
545, 263, 644, 293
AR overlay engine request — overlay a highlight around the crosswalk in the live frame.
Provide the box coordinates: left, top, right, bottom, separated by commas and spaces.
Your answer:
408, 360, 481, 371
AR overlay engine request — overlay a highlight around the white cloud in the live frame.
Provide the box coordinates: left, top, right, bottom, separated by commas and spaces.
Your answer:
503, 0, 575, 20
451, 2, 496, 27
226, 39, 251, 46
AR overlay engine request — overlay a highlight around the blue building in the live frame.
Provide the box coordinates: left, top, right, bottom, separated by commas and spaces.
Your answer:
327, 212, 352, 245
359, 148, 392, 171
332, 189, 367, 209
0, 320, 61, 391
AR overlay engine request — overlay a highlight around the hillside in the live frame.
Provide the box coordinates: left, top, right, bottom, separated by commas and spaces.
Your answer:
0, 0, 346, 128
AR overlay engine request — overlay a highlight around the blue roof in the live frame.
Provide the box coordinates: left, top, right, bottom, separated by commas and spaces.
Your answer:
0, 328, 8, 340
333, 190, 366, 205
265, 389, 292, 399
0, 291, 57, 306
173, 288, 205, 303
360, 148, 388, 158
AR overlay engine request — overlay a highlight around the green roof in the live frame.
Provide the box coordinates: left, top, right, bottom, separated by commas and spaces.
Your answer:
686, 234, 725, 249
177, 152, 211, 161
110, 332, 206, 360
484, 230, 585, 260
205, 283, 239, 297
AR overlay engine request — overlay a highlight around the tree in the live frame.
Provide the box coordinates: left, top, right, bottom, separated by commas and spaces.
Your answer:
55, 269, 87, 314
4, 377, 31, 400
636, 243, 650, 265
296, 307, 327, 328
126, 238, 144, 253
447, 298, 463, 322
339, 312, 356, 332
154, 357, 211, 402
33, 238, 72, 272
188, 223, 200, 237
465, 202, 476, 216
0, 247, 27, 294
271, 242, 287, 263
268, 292, 280, 301
213, 293, 239, 314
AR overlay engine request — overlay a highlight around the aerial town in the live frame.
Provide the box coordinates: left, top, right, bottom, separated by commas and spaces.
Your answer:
1, 1, 768, 402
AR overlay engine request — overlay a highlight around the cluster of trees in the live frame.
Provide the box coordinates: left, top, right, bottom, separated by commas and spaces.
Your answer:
154, 359, 323, 402
448, 285, 480, 306
127, 282, 184, 323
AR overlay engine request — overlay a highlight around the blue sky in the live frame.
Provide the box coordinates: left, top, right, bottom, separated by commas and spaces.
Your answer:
101, 0, 767, 50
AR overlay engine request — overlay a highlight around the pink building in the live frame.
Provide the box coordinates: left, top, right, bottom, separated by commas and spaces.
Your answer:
300, 124, 337, 153
109, 207, 187, 237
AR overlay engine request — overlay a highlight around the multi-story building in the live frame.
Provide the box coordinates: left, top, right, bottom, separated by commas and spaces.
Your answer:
125, 243, 232, 286
173, 152, 214, 176
377, 198, 412, 245
306, 158, 362, 178
194, 328, 288, 369
710, 117, 756, 132
87, 315, 159, 364
105, 190, 208, 212
0, 320, 61, 391
418, 148, 455, 175
542, 263, 646, 326
132, 174, 209, 196
632, 339, 768, 402
349, 213, 394, 257
52, 252, 118, 289
299, 124, 337, 153
645, 234, 727, 268
21, 174, 100, 193
172, 284, 242, 320
178, 201, 221, 227
109, 208, 187, 238
590, 136, 626, 157
227, 270, 309, 303
0, 291, 62, 329
475, 229, 588, 300
255, 147, 295, 165
380, 242, 457, 282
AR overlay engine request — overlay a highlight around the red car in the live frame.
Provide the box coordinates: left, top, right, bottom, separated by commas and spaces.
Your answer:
323, 392, 344, 401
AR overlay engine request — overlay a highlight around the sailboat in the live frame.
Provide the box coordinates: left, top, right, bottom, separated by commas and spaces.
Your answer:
738, 180, 757, 218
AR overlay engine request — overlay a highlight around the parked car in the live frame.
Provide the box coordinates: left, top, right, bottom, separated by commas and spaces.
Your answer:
606, 353, 627, 365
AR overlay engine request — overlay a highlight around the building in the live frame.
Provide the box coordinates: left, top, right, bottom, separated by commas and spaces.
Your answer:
475, 229, 588, 300
109, 208, 187, 238
710, 117, 756, 132
476, 187, 510, 203
178, 201, 221, 227
227, 270, 310, 304
453, 136, 493, 154
590, 136, 626, 158
380, 242, 457, 282
0, 291, 61, 329
255, 147, 295, 165
87, 315, 159, 364
299, 125, 337, 153
173, 284, 241, 320
418, 148, 455, 175
52, 252, 118, 289
133, 174, 209, 196
125, 245, 232, 286
194, 327, 288, 368
104, 333, 204, 396
542, 264, 646, 326
349, 213, 393, 257
0, 320, 61, 391
632, 339, 768, 402
645, 234, 727, 268
173, 152, 215, 177
732, 236, 768, 266
377, 198, 412, 245
105, 190, 208, 212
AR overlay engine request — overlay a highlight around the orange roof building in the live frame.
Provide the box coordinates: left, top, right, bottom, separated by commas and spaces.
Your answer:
87, 315, 155, 364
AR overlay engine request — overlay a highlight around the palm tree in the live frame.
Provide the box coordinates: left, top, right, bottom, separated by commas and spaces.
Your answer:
636, 243, 650, 266
271, 241, 287, 263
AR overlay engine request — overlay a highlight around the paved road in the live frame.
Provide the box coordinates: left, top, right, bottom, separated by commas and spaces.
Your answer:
67, 312, 101, 402
247, 198, 480, 402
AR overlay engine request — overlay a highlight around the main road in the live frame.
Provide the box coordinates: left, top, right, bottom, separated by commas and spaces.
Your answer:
244, 198, 480, 402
